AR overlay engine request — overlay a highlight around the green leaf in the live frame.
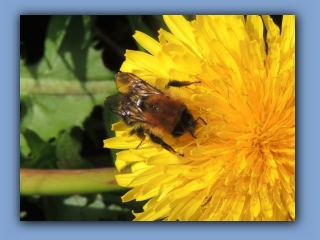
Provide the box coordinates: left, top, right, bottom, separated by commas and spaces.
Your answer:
56, 131, 92, 169
20, 15, 115, 81
63, 195, 87, 206
81, 15, 93, 49
45, 15, 72, 70
88, 194, 105, 209
20, 15, 117, 141
21, 129, 57, 169
20, 94, 95, 141
20, 96, 34, 133
20, 133, 30, 157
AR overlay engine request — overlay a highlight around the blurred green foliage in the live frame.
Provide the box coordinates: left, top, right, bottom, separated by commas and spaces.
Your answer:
20, 15, 161, 221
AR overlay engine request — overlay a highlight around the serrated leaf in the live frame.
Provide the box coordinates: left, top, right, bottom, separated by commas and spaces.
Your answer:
20, 95, 94, 141
20, 15, 117, 141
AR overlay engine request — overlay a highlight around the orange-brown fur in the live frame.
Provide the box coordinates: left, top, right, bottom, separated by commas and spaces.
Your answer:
143, 95, 185, 135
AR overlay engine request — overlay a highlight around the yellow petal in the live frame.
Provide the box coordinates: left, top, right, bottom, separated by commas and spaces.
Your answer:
103, 137, 140, 149
125, 50, 169, 77
250, 194, 261, 218
133, 31, 161, 56
163, 15, 198, 55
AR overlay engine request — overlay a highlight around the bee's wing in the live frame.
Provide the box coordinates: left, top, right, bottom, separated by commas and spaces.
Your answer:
131, 79, 164, 97
115, 72, 164, 97
105, 93, 148, 123
104, 92, 123, 114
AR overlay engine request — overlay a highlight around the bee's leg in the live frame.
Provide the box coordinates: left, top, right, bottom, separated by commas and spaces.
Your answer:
188, 117, 207, 138
147, 132, 184, 157
135, 138, 145, 150
130, 127, 146, 150
189, 130, 197, 139
195, 117, 207, 125
165, 80, 201, 89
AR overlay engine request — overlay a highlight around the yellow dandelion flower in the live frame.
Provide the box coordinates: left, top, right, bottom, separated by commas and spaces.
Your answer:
104, 15, 295, 221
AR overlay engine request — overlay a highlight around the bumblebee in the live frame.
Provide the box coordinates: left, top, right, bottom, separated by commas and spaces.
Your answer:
105, 72, 206, 156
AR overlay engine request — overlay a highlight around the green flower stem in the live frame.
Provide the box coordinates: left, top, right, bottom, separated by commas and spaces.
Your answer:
20, 168, 127, 195
20, 78, 117, 96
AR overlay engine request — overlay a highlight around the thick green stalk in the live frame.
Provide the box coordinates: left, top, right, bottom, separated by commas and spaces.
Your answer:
20, 168, 127, 195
